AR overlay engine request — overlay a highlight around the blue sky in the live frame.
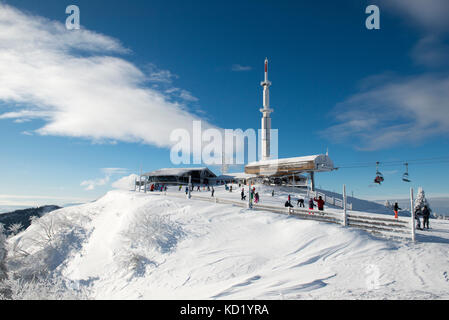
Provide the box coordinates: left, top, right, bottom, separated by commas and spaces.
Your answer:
1, 0, 449, 207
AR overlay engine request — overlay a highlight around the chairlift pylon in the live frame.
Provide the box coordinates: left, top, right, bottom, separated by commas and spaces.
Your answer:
402, 162, 411, 182
374, 161, 384, 184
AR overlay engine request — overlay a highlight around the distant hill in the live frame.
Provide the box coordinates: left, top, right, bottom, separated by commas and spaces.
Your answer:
374, 197, 449, 217
0, 205, 61, 235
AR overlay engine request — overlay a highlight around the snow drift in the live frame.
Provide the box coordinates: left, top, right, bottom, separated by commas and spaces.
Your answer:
2, 187, 449, 299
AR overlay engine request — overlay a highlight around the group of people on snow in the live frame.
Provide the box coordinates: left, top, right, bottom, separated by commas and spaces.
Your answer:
392, 201, 431, 230
148, 183, 167, 192
284, 194, 325, 212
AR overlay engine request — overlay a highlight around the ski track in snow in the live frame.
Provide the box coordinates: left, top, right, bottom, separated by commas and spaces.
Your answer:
7, 186, 449, 299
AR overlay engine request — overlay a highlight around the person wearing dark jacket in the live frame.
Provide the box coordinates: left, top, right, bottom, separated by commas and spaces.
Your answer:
297, 198, 305, 207
393, 202, 401, 219
308, 198, 314, 210
313, 196, 325, 211
422, 205, 430, 229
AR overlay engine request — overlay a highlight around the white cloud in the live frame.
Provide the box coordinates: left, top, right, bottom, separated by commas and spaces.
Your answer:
101, 168, 129, 175
0, 194, 91, 207
81, 168, 130, 191
112, 174, 139, 190
411, 35, 449, 67
380, 0, 449, 32
145, 63, 179, 83
231, 64, 252, 72
0, 4, 214, 148
322, 74, 449, 150
378, 1, 449, 68
81, 176, 110, 191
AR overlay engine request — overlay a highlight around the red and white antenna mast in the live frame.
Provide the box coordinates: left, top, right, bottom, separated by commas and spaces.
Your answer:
260, 58, 273, 161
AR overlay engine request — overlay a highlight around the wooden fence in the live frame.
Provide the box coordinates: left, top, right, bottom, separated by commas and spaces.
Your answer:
308, 190, 353, 210
160, 191, 414, 241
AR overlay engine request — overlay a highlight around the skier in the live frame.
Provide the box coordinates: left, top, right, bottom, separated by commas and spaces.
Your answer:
255, 192, 259, 203
393, 202, 401, 219
314, 196, 325, 211
230, 185, 232, 193
422, 205, 430, 229
197, 185, 200, 192
284, 200, 293, 208
288, 194, 291, 203
272, 190, 274, 197
185, 186, 189, 195
179, 185, 182, 191
241, 188, 246, 200
297, 198, 305, 207
211, 186, 215, 197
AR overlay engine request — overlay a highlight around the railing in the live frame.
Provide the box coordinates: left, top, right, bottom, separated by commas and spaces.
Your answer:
309, 190, 353, 210
158, 191, 413, 241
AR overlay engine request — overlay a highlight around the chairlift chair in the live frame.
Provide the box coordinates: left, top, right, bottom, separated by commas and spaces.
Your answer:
374, 161, 384, 184
402, 162, 411, 182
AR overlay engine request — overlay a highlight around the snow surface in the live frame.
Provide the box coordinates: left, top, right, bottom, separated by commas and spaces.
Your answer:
6, 185, 449, 299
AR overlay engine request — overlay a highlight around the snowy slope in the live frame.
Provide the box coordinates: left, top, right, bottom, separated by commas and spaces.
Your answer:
5, 187, 449, 299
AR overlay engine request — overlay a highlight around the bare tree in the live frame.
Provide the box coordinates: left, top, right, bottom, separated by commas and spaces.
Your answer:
8, 223, 23, 236
0, 224, 8, 281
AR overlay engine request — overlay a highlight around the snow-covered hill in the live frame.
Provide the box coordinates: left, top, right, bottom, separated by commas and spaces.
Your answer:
3, 187, 449, 299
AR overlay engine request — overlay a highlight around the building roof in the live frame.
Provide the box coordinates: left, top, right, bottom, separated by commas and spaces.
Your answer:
214, 172, 257, 180
245, 154, 334, 176
142, 167, 216, 177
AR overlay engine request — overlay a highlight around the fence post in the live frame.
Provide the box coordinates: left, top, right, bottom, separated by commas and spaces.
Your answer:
410, 187, 415, 242
342, 184, 347, 226
188, 175, 192, 199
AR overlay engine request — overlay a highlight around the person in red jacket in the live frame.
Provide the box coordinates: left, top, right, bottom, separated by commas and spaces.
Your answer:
313, 196, 325, 211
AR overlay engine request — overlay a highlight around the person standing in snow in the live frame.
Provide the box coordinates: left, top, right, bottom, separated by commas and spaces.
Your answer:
211, 186, 215, 197
230, 185, 232, 192
313, 196, 325, 211
241, 188, 246, 200
272, 190, 274, 197
185, 186, 189, 195
308, 198, 314, 209
255, 192, 259, 203
288, 194, 291, 203
393, 202, 401, 219
422, 205, 430, 229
